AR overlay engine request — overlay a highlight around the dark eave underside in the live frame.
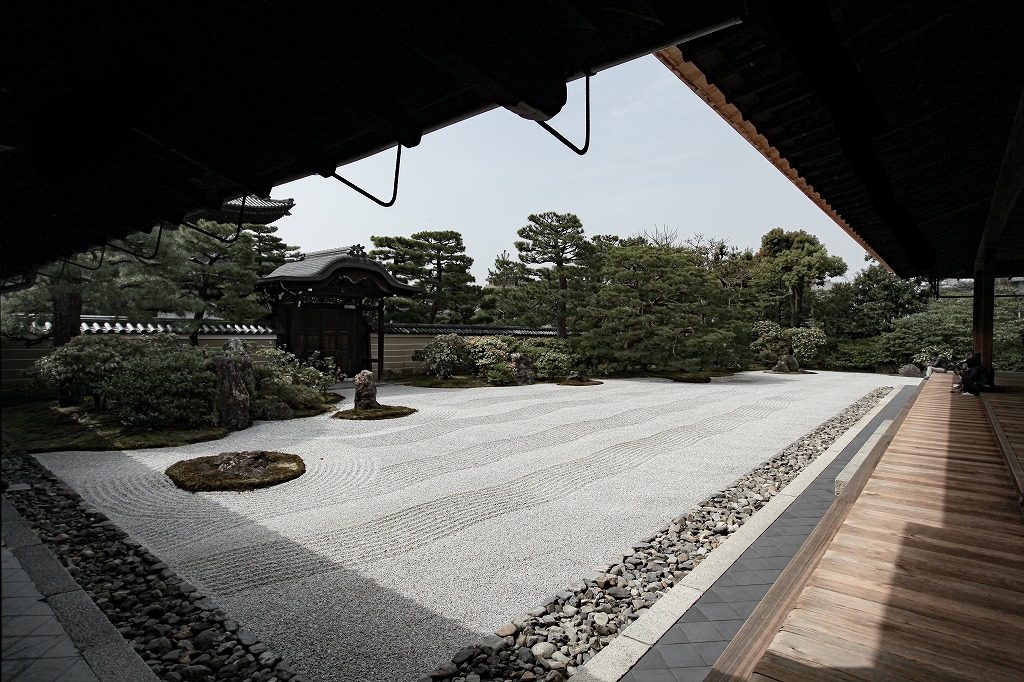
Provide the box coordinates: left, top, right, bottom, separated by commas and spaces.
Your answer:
670, 1, 1024, 279
3, 2, 1021, 281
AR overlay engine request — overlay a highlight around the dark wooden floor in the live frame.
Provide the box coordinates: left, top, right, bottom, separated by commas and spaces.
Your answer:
740, 375, 1024, 681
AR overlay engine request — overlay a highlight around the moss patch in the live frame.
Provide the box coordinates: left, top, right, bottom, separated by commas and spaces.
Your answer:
558, 378, 604, 386
403, 375, 488, 388
166, 451, 305, 492
332, 405, 417, 420
0, 401, 228, 453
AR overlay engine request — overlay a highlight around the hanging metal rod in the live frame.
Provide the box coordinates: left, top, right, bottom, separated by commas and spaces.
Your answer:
107, 224, 165, 262
0, 270, 37, 294
329, 145, 402, 207
181, 194, 248, 244
537, 73, 591, 155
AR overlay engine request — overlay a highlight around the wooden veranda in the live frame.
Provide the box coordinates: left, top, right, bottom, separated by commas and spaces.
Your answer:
710, 373, 1024, 681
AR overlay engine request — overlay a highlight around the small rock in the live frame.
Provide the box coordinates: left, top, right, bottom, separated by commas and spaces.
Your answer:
495, 623, 518, 638
531, 642, 556, 659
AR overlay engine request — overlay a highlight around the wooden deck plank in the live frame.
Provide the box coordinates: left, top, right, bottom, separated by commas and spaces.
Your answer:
781, 605, 1023, 680
719, 375, 1024, 681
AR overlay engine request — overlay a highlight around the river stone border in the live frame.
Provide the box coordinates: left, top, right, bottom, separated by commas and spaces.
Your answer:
421, 387, 893, 682
0, 435, 303, 682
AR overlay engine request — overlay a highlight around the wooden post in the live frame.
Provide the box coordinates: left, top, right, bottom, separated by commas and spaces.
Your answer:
377, 298, 385, 379
972, 271, 995, 369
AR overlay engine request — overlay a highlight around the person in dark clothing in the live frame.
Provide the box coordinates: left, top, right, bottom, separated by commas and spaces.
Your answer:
959, 355, 985, 396
924, 353, 948, 379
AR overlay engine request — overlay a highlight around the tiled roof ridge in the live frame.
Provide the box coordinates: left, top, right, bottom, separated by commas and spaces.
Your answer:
300, 246, 357, 258
382, 323, 560, 337
27, 320, 276, 336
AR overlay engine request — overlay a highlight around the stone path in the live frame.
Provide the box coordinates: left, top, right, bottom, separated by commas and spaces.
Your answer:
618, 387, 915, 681
1, 542, 98, 682
34, 372, 919, 682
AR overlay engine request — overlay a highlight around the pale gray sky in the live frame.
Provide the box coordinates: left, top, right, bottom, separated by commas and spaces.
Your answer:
274, 54, 869, 282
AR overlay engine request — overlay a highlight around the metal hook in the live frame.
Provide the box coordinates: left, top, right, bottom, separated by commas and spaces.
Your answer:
536, 74, 591, 155
329, 145, 401, 207
107, 224, 165, 262
181, 194, 249, 244
62, 246, 107, 271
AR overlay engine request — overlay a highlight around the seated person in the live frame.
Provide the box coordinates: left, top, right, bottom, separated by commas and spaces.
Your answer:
924, 353, 949, 379
960, 356, 986, 396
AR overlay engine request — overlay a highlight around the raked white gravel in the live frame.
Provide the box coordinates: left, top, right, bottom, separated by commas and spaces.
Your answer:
36, 371, 919, 682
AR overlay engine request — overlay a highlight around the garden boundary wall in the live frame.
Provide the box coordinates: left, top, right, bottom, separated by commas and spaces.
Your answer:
2, 322, 559, 391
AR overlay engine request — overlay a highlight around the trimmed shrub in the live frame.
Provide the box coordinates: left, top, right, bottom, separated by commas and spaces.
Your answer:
100, 344, 216, 428
827, 337, 886, 371
36, 333, 167, 405
750, 321, 828, 368
276, 383, 325, 411
465, 336, 516, 377
418, 334, 470, 379
251, 347, 343, 396
517, 338, 579, 379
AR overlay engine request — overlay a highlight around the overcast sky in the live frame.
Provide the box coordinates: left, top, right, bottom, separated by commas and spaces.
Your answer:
273, 54, 869, 282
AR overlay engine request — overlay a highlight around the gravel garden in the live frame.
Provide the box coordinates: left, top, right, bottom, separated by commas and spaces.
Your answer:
1, 371, 919, 682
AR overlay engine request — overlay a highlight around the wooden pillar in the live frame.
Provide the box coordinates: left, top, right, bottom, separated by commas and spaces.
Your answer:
377, 298, 385, 379
972, 271, 995, 369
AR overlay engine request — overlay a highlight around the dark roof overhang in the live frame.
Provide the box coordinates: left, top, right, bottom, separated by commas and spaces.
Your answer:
1, 2, 745, 279
658, 1, 1024, 279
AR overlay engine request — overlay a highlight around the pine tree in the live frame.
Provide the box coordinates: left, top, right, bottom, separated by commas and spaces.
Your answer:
246, 223, 301, 277
370, 230, 479, 323
514, 212, 587, 337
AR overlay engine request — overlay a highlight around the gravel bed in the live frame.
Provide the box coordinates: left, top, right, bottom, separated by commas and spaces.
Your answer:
420, 387, 892, 682
1, 435, 301, 682
0, 385, 890, 682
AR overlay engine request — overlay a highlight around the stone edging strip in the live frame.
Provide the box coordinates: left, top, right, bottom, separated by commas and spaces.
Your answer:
571, 387, 903, 682
0, 494, 159, 682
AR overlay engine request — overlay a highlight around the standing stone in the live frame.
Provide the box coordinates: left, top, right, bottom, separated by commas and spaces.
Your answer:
213, 353, 253, 429
899, 364, 923, 377
509, 353, 537, 385
354, 370, 381, 410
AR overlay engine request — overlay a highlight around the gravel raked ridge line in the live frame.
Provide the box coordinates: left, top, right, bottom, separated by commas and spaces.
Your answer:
0, 436, 302, 682
420, 386, 893, 682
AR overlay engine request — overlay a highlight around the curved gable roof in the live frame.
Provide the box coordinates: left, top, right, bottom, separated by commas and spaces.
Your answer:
258, 247, 418, 297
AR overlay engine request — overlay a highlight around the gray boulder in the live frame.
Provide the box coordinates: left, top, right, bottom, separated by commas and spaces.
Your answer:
263, 398, 293, 420
899, 364, 923, 377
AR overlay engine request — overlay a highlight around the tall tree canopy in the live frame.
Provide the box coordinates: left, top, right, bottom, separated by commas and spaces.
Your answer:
246, 223, 302, 277
514, 212, 587, 337
371, 230, 479, 324
1, 228, 182, 346
752, 228, 847, 326
575, 241, 746, 373
474, 251, 553, 326
813, 262, 927, 339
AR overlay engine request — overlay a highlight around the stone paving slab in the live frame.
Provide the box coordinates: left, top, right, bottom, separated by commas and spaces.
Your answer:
1, 497, 157, 682
610, 385, 917, 682
34, 372, 919, 682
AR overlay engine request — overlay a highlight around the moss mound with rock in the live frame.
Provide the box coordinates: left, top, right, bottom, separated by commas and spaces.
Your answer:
166, 451, 305, 492
559, 378, 603, 386
332, 405, 417, 420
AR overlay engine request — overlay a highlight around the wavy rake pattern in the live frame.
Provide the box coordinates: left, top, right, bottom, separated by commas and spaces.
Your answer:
356, 387, 745, 499
334, 394, 616, 449
75, 386, 739, 534
188, 390, 802, 596
76, 451, 380, 549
